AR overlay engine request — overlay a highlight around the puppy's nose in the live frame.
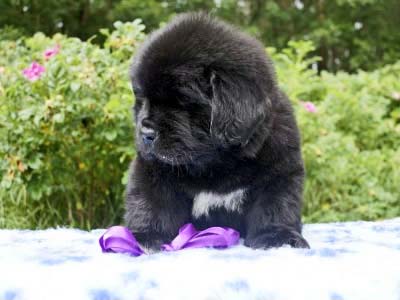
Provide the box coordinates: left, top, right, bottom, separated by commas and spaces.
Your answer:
141, 127, 156, 146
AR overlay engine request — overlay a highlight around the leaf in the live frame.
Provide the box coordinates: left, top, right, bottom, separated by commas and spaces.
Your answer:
99, 28, 110, 37
104, 97, 121, 112
18, 108, 34, 120
53, 112, 65, 123
28, 157, 42, 170
104, 130, 117, 141
121, 170, 129, 185
70, 82, 80, 92
30, 186, 43, 201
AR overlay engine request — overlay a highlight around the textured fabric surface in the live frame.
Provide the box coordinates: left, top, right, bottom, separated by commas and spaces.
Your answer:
1, 218, 399, 300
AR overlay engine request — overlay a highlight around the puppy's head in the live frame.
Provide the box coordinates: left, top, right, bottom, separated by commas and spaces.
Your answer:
130, 13, 276, 166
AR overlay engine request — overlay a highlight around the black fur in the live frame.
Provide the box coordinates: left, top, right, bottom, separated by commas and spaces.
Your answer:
125, 13, 310, 250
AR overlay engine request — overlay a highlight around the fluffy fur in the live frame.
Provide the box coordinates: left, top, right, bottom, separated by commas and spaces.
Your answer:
125, 12, 309, 250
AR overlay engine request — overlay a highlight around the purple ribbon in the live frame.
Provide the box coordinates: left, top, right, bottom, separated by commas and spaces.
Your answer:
99, 223, 240, 256
161, 223, 239, 251
99, 226, 144, 256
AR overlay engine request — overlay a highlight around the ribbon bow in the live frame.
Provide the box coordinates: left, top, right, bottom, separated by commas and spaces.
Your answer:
99, 226, 144, 256
99, 223, 239, 256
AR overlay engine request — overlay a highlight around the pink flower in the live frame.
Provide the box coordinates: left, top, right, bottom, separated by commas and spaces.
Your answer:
43, 44, 60, 60
301, 101, 317, 113
22, 61, 45, 81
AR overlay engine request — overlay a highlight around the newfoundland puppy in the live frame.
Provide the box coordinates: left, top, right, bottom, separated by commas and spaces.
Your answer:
125, 12, 310, 250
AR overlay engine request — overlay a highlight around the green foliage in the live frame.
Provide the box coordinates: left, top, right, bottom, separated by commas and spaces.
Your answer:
100, 20, 146, 61
268, 41, 400, 222
0, 21, 145, 229
0, 23, 399, 229
0, 25, 26, 41
1, 0, 400, 72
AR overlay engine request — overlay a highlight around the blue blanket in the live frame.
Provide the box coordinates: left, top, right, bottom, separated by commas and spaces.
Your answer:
1, 218, 400, 300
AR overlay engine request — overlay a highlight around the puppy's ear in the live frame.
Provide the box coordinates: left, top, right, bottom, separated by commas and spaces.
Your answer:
209, 71, 268, 150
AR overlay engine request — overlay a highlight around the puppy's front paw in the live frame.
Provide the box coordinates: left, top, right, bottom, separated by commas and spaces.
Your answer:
245, 227, 310, 249
139, 239, 165, 253
133, 232, 168, 253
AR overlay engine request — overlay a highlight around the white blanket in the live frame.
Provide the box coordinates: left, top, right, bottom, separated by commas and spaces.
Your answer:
1, 218, 399, 300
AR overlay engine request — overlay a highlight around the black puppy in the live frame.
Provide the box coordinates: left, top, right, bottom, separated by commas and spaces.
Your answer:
125, 12, 310, 250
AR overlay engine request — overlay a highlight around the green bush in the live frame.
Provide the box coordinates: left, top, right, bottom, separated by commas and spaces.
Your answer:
2, 0, 400, 72
0, 20, 145, 229
0, 24, 399, 229
269, 41, 400, 222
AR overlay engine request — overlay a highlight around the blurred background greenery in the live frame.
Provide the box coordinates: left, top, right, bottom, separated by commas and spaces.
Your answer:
0, 1, 399, 229
1, 0, 400, 72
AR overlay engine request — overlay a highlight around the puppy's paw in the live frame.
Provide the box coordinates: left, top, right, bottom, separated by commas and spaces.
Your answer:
133, 232, 168, 253
244, 227, 310, 249
139, 239, 165, 254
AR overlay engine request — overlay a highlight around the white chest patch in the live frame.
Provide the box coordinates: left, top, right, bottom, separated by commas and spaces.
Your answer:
192, 189, 246, 218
